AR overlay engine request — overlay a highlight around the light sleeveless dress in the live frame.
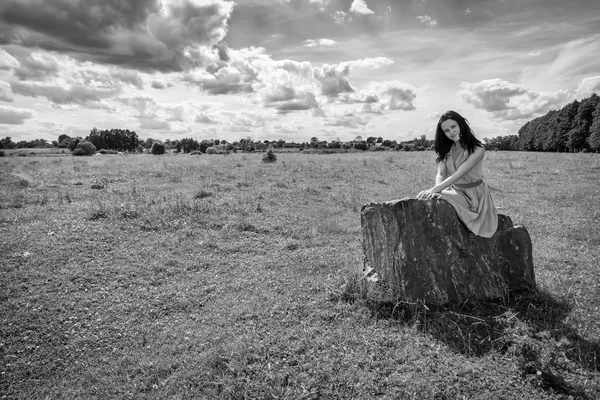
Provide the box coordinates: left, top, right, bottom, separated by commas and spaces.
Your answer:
440, 144, 498, 238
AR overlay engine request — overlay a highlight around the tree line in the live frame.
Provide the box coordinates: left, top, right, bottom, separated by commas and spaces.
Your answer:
0, 131, 435, 154
2, 93, 599, 154
516, 93, 600, 152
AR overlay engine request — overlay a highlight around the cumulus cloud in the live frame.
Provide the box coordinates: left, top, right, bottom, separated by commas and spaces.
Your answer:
0, 81, 14, 101
368, 81, 417, 111
313, 63, 354, 97
183, 46, 262, 94
416, 15, 438, 28
459, 78, 570, 120
331, 10, 347, 24
575, 76, 600, 98
350, 0, 374, 15
0, 105, 34, 124
0, 0, 235, 72
459, 79, 529, 112
303, 38, 337, 47
339, 90, 379, 104
312, 57, 393, 97
274, 91, 320, 114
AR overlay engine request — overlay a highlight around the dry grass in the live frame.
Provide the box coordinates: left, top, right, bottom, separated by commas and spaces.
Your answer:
1, 151, 599, 399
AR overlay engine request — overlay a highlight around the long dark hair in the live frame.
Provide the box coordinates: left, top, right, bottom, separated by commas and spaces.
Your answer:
434, 110, 483, 163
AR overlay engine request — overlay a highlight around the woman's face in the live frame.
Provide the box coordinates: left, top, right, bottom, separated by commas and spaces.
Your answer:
441, 118, 461, 143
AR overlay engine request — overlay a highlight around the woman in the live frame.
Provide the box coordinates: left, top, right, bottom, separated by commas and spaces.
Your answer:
417, 110, 498, 238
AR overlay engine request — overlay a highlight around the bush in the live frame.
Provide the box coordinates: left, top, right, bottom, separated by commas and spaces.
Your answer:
0, 151, 5, 157
72, 141, 96, 156
151, 142, 166, 155
189, 150, 202, 155
97, 149, 118, 155
262, 147, 277, 163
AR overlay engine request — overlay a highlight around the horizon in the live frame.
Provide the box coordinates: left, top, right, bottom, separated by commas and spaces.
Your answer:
1, 0, 599, 144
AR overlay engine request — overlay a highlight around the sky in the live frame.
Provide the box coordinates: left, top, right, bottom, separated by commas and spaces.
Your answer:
0, 0, 599, 144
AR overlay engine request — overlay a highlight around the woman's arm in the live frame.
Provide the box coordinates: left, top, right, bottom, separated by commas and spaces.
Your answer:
435, 160, 447, 186
430, 146, 484, 192
417, 146, 484, 199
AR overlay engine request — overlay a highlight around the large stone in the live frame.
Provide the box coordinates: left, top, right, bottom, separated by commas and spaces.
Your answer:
361, 198, 536, 305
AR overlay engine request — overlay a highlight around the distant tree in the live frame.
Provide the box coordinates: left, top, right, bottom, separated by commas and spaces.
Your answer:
72, 141, 96, 156
262, 147, 277, 163
199, 139, 215, 153
276, 139, 286, 148
151, 142, 166, 155
328, 140, 341, 149
69, 137, 83, 151
354, 141, 367, 151
569, 93, 600, 151
0, 137, 15, 149
366, 136, 377, 145
376, 137, 383, 143
588, 102, 600, 152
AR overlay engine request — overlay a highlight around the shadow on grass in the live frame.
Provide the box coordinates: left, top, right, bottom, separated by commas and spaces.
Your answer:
356, 289, 599, 399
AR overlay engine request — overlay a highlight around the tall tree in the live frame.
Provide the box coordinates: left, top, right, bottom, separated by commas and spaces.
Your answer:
569, 94, 599, 151
588, 102, 600, 152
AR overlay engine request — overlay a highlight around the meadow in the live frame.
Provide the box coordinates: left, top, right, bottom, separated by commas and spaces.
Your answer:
1, 150, 599, 399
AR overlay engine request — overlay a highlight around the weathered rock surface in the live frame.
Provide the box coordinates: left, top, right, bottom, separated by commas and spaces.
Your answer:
361, 198, 536, 305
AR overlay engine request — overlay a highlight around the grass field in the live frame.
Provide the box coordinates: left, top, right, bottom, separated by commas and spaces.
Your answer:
1, 150, 599, 399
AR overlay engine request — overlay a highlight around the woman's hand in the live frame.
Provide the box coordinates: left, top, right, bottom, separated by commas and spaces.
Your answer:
416, 189, 441, 200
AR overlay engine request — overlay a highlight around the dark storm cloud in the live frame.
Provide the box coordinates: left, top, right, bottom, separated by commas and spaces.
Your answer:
0, 0, 234, 72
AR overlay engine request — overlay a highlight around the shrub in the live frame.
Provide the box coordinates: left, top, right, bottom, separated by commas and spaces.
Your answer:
72, 141, 96, 156
0, 151, 5, 157
206, 147, 216, 155
151, 142, 166, 155
262, 147, 277, 163
97, 149, 118, 155
189, 150, 202, 155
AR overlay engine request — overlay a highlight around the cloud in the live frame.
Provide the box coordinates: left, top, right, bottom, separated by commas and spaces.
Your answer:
195, 112, 220, 124
324, 109, 370, 128
0, 81, 14, 101
350, 0, 374, 15
140, 118, 170, 130
575, 75, 600, 98
331, 10, 347, 24
312, 57, 394, 97
0, 0, 235, 72
416, 15, 438, 28
368, 81, 417, 111
459, 79, 529, 112
117, 95, 186, 129
339, 90, 379, 104
111, 69, 144, 89
308, 0, 330, 11
274, 90, 320, 114
303, 38, 337, 47
0, 48, 20, 70
459, 78, 570, 120
0, 105, 34, 124
10, 81, 117, 109
313, 63, 354, 97
183, 46, 262, 94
